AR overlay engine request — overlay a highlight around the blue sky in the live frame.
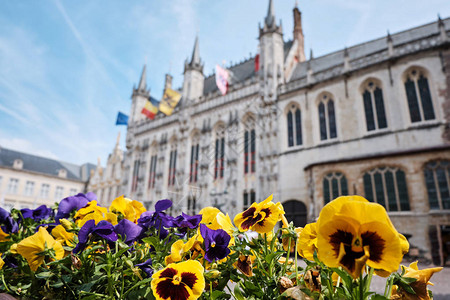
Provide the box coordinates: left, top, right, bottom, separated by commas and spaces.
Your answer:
0, 0, 449, 166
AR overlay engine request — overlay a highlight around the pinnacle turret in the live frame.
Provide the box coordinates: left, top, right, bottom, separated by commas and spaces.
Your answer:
184, 36, 204, 73
137, 64, 147, 91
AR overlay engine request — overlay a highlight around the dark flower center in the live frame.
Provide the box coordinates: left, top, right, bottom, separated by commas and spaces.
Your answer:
329, 229, 386, 272
156, 269, 198, 300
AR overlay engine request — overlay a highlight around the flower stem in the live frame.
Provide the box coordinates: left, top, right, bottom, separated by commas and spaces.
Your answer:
384, 275, 394, 298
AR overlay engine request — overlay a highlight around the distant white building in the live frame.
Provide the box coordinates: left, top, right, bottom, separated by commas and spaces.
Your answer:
123, 0, 450, 264
0, 146, 95, 210
88, 133, 124, 206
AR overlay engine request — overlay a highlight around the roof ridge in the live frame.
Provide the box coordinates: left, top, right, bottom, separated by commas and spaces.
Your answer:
310, 16, 448, 62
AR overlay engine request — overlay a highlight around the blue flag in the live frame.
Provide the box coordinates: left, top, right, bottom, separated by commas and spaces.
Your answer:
116, 112, 129, 125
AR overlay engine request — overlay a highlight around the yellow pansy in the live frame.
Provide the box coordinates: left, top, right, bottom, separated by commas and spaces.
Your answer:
16, 227, 64, 272
109, 195, 146, 223
233, 254, 255, 277
0, 255, 4, 270
297, 222, 317, 261
317, 196, 403, 279
0, 227, 9, 242
234, 195, 285, 233
391, 261, 442, 300
165, 240, 185, 265
74, 200, 108, 226
199, 207, 221, 225
52, 225, 76, 247
151, 260, 205, 300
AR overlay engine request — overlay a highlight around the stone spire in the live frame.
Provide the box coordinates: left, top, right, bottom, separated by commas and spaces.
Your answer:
293, 3, 306, 62
185, 36, 203, 73
265, 0, 275, 28
137, 64, 147, 91
191, 36, 200, 65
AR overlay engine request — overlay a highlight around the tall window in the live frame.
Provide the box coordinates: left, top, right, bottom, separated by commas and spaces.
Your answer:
190, 144, 199, 183
424, 160, 450, 210
187, 196, 197, 215
214, 129, 225, 180
69, 188, 77, 196
323, 172, 348, 204
168, 149, 177, 186
244, 129, 256, 174
131, 160, 140, 192
40, 184, 50, 199
362, 81, 387, 131
404, 69, 435, 123
24, 181, 35, 196
55, 186, 64, 200
363, 167, 410, 212
287, 105, 302, 147
243, 190, 256, 210
7, 178, 19, 194
318, 94, 337, 140
148, 155, 157, 189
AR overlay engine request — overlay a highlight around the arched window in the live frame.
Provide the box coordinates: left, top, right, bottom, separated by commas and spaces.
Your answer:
404, 68, 435, 123
287, 104, 302, 147
362, 80, 387, 131
323, 172, 348, 204
424, 160, 450, 210
244, 116, 256, 174
189, 134, 200, 183
318, 94, 337, 140
214, 126, 225, 180
283, 200, 307, 227
168, 146, 177, 186
363, 167, 410, 212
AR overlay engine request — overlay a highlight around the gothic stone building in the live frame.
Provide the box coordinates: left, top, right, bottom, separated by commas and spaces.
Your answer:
123, 1, 450, 264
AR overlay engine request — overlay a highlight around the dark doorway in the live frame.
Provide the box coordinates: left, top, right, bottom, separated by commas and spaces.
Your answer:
283, 200, 307, 228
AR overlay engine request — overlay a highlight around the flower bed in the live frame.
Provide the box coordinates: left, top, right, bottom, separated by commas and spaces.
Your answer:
0, 193, 443, 299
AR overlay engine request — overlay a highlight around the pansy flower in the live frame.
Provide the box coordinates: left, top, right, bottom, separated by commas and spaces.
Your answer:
138, 199, 174, 238
73, 220, 118, 253
391, 261, 442, 300
316, 196, 403, 278
114, 219, 144, 245
173, 213, 202, 230
199, 224, 231, 262
16, 227, 64, 271
234, 194, 285, 233
74, 200, 118, 227
136, 258, 153, 277
55, 193, 94, 221
109, 195, 146, 223
52, 225, 76, 247
151, 260, 205, 300
0, 207, 18, 234
20, 205, 52, 222
0, 227, 9, 242
297, 222, 317, 261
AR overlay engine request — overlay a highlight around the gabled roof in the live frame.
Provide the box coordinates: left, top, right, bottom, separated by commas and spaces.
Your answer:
289, 17, 450, 83
0, 147, 95, 182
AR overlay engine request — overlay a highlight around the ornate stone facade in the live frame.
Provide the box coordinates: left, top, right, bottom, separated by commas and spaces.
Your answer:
123, 1, 450, 263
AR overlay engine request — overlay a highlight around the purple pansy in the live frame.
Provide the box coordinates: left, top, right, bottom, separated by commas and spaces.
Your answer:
136, 258, 153, 277
55, 193, 95, 221
173, 213, 202, 230
0, 207, 18, 234
138, 199, 174, 238
73, 220, 117, 253
199, 224, 231, 262
21, 205, 52, 222
114, 219, 144, 245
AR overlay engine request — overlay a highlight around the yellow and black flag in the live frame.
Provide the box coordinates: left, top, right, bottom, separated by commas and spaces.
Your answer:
159, 88, 181, 116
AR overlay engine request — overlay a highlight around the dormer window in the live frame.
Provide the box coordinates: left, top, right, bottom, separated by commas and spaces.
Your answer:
58, 169, 67, 178
13, 159, 23, 169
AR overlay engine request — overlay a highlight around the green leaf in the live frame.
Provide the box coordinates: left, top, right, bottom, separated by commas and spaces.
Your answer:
233, 284, 246, 300
35, 271, 53, 279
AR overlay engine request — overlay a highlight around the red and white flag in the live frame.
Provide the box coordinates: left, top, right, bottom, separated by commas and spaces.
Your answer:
215, 64, 229, 96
